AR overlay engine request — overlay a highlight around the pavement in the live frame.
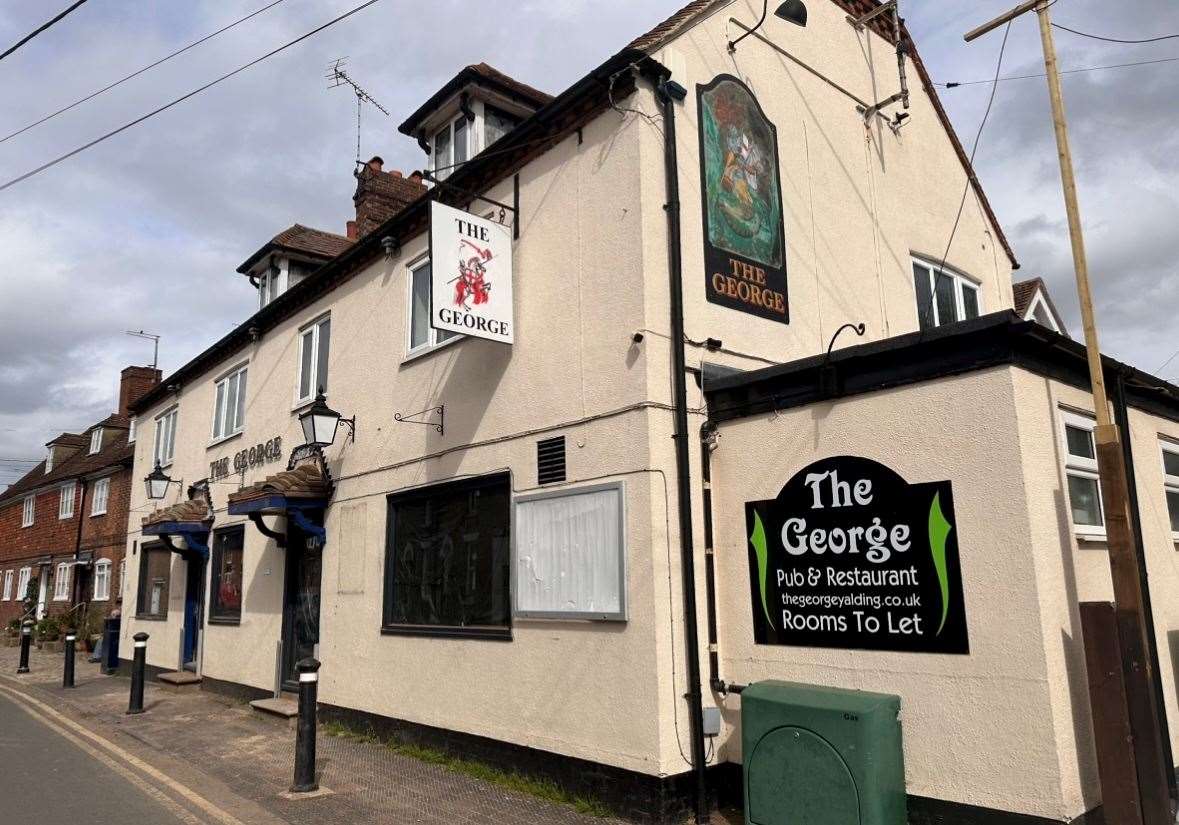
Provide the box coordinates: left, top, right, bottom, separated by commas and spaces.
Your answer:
0, 644, 642, 825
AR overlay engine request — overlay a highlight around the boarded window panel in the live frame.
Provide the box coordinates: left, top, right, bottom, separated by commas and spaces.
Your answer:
515, 486, 625, 619
337, 502, 367, 594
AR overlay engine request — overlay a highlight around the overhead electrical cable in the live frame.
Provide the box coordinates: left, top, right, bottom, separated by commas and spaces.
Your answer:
935, 22, 1011, 279
0, 0, 385, 194
0, 0, 90, 62
1052, 23, 1179, 44
936, 55, 1179, 88
1, 0, 289, 145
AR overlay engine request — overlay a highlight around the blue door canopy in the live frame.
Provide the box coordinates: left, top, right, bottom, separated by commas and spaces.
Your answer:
228, 463, 329, 544
142, 498, 214, 558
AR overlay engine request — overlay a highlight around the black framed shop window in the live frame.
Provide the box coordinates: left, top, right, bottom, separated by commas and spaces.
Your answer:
209, 525, 245, 624
383, 472, 512, 640
136, 543, 171, 620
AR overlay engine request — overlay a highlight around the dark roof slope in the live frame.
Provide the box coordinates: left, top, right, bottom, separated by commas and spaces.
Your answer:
398, 62, 553, 136
0, 437, 133, 505
236, 224, 355, 274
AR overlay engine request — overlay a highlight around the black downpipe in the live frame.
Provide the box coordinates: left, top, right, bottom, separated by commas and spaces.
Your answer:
1112, 368, 1177, 801
655, 73, 710, 825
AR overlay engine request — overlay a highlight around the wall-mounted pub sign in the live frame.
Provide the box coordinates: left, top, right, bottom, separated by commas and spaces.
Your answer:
430, 200, 514, 345
746, 456, 969, 654
697, 75, 788, 324
209, 436, 283, 482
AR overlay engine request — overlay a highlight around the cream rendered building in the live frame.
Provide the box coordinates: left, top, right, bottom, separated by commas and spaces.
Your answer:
119, 2, 1179, 823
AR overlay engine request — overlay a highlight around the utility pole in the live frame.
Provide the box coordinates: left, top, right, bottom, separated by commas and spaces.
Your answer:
965, 4, 1171, 825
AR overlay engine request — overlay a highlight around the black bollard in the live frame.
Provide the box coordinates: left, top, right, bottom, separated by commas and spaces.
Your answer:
127, 631, 149, 714
290, 657, 321, 793
16, 620, 33, 674
63, 628, 76, 688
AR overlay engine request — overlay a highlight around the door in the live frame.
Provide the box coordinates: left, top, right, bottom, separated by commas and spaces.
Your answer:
281, 518, 322, 689
182, 555, 205, 672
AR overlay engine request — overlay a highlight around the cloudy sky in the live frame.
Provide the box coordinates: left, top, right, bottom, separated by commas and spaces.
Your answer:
1, 0, 1175, 485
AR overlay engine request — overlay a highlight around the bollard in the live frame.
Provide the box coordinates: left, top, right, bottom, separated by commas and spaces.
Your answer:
63, 629, 76, 688
16, 620, 33, 674
290, 657, 321, 793
127, 632, 149, 715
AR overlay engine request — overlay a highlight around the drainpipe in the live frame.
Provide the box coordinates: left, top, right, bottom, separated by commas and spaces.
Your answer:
1111, 367, 1177, 801
653, 70, 709, 825
72, 478, 88, 606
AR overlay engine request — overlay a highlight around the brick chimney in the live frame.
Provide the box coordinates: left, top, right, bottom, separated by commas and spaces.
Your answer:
352, 156, 428, 238
119, 365, 162, 418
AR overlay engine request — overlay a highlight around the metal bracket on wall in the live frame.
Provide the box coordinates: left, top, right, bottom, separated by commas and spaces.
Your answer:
248, 512, 287, 549
394, 405, 444, 436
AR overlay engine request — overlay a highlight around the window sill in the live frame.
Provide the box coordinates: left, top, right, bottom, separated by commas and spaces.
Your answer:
134, 614, 169, 621
207, 431, 244, 451
401, 335, 462, 366
90, 511, 107, 518
92, 596, 109, 602
381, 624, 512, 642
291, 396, 316, 415
207, 616, 241, 627
1076, 531, 1107, 543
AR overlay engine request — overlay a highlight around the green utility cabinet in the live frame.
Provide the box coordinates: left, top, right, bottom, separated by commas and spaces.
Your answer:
742, 681, 905, 825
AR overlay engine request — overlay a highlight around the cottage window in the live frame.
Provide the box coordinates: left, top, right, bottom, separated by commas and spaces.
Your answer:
93, 560, 111, 601
53, 563, 71, 601
136, 544, 171, 618
1061, 411, 1104, 536
91, 477, 110, 516
16, 567, 31, 602
59, 481, 76, 519
383, 473, 511, 638
514, 484, 626, 620
211, 365, 248, 441
913, 258, 982, 330
22, 495, 34, 527
1, 570, 12, 600
407, 258, 458, 354
296, 314, 331, 404
1162, 443, 1179, 541
210, 525, 244, 623
119, 557, 127, 597
89, 427, 103, 454
154, 406, 178, 468
128, 417, 137, 443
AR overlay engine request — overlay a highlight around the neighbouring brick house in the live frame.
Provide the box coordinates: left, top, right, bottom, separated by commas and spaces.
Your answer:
0, 366, 159, 640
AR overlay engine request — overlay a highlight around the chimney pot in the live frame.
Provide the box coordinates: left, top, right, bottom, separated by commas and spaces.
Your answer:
391, 169, 403, 179
367, 156, 384, 173
346, 220, 358, 240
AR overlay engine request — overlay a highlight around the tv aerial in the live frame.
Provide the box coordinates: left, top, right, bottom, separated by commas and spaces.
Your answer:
327, 58, 390, 164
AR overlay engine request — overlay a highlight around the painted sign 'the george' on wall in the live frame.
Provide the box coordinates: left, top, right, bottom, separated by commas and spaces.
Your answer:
746, 456, 969, 654
430, 201, 514, 345
697, 75, 788, 324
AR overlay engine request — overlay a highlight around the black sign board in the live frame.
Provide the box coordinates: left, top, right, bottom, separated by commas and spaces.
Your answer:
746, 456, 969, 654
697, 75, 789, 324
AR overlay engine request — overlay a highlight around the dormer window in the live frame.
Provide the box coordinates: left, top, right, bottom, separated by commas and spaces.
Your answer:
432, 115, 470, 181
89, 428, 103, 454
45, 447, 54, 474
484, 104, 521, 147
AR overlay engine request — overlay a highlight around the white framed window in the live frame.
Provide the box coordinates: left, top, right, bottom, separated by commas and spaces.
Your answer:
513, 483, 627, 620
431, 115, 471, 181
913, 257, 982, 331
93, 560, 112, 601
153, 406, 178, 468
1061, 410, 1105, 537
295, 314, 331, 405
22, 495, 34, 527
119, 557, 127, 597
407, 258, 459, 355
53, 563, 71, 601
16, 567, 31, 601
2, 570, 12, 600
484, 104, 521, 148
128, 416, 137, 443
59, 481, 76, 519
91, 477, 110, 516
1161, 442, 1179, 542
88, 427, 103, 454
211, 365, 248, 441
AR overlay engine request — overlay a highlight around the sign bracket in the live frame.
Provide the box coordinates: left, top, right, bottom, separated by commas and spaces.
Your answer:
421, 171, 517, 221
393, 405, 444, 436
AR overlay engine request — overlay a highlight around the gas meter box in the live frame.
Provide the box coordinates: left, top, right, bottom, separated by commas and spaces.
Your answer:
741, 680, 905, 825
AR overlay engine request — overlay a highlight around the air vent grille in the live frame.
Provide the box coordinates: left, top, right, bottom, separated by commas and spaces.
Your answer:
537, 436, 566, 485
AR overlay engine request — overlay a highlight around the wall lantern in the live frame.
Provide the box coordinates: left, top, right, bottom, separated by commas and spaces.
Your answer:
144, 461, 174, 500
298, 390, 356, 448
775, 0, 807, 27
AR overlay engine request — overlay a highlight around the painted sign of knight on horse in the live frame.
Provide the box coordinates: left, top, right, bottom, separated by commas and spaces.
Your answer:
452, 237, 494, 309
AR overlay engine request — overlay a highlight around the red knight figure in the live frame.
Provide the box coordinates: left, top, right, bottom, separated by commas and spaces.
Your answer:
454, 239, 493, 307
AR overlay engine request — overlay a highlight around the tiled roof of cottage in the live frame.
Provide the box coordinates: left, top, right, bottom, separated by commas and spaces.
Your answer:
236, 224, 355, 274
227, 463, 330, 508
142, 497, 214, 529
0, 438, 132, 505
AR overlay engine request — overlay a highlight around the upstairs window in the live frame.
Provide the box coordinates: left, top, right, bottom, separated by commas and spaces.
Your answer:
2, 570, 12, 600
93, 560, 111, 601
59, 481, 76, 519
22, 495, 34, 527
91, 477, 110, 516
913, 258, 981, 330
408, 258, 458, 355
212, 366, 248, 441
53, 562, 71, 601
89, 428, 103, 454
431, 115, 471, 181
296, 314, 331, 404
1162, 443, 1179, 541
45, 447, 54, 474
484, 104, 520, 147
128, 417, 137, 443
1061, 411, 1104, 537
154, 406, 178, 468
258, 265, 283, 309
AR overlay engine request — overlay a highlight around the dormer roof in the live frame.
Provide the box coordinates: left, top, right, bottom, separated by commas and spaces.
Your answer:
1014, 277, 1069, 335
397, 62, 552, 137
236, 224, 355, 276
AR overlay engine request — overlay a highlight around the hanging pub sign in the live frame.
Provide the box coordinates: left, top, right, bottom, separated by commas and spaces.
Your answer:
429, 200, 514, 344
697, 75, 789, 324
746, 456, 969, 654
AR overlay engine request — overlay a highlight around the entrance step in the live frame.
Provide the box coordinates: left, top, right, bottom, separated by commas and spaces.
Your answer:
250, 696, 298, 728
158, 671, 202, 693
